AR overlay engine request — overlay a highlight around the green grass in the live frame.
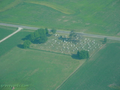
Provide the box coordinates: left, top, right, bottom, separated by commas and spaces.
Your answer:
0, 28, 31, 57
0, 26, 17, 39
0, 46, 85, 90
27, 1, 75, 14
0, 26, 85, 90
0, 0, 22, 12
57, 42, 120, 90
0, 0, 120, 36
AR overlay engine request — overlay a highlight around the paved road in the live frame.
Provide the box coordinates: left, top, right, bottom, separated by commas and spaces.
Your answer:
0, 27, 22, 43
0, 23, 120, 41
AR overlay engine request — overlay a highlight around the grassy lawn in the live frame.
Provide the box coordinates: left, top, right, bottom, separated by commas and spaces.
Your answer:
0, 28, 31, 57
0, 46, 85, 90
57, 42, 120, 90
0, 0, 120, 36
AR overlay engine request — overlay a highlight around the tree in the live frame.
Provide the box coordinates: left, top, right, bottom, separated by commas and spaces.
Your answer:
38, 35, 48, 43
51, 29, 56, 34
104, 37, 107, 43
29, 33, 35, 42
69, 30, 77, 40
24, 28, 48, 44
77, 50, 89, 59
23, 40, 31, 48
34, 30, 40, 39
45, 28, 49, 35
37, 29, 48, 43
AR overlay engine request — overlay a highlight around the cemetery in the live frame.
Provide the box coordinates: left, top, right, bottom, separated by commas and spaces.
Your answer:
30, 33, 103, 56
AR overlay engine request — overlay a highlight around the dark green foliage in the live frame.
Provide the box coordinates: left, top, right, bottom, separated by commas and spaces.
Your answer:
34, 30, 40, 38
37, 28, 48, 43
69, 30, 77, 40
45, 28, 49, 35
51, 29, 56, 34
77, 50, 89, 59
104, 37, 107, 43
27, 28, 48, 44
38, 35, 48, 43
29, 33, 35, 42
23, 40, 31, 48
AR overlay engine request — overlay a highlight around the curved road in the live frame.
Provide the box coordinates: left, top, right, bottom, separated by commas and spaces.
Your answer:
0, 23, 120, 41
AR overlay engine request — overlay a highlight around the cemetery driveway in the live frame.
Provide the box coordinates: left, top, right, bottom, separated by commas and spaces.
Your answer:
0, 23, 120, 41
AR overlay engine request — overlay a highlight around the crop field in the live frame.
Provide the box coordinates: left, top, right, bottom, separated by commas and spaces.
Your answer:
0, 0, 120, 35
31, 34, 103, 56
57, 43, 120, 90
0, 46, 85, 90
0, 27, 31, 57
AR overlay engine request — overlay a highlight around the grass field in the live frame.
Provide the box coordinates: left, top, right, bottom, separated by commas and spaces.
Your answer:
0, 0, 21, 12
0, 26, 17, 39
0, 0, 120, 90
0, 0, 120, 36
57, 42, 120, 90
27, 1, 75, 14
0, 46, 85, 90
0, 27, 86, 90
0, 27, 31, 57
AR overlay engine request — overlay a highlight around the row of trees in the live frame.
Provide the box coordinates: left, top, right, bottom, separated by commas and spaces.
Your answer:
23, 28, 57, 48
28, 28, 48, 43
23, 29, 48, 48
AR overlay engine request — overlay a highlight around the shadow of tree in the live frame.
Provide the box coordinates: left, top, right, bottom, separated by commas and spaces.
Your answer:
99, 40, 106, 44
17, 44, 24, 49
21, 34, 30, 41
71, 54, 80, 60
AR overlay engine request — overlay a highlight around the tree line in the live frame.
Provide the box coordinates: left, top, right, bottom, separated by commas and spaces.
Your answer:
23, 28, 57, 48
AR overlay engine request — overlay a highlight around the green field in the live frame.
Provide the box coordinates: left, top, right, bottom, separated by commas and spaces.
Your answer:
0, 26, 17, 39
57, 42, 120, 90
0, 28, 31, 57
0, 0, 120, 90
0, 27, 86, 90
0, 46, 85, 90
0, 0, 120, 36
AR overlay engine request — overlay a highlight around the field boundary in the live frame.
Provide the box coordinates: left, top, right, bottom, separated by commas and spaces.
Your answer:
89, 43, 106, 59
29, 48, 71, 56
55, 60, 85, 90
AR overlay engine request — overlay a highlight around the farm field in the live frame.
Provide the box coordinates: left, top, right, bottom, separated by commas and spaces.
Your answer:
0, 27, 31, 57
0, 26, 17, 39
57, 42, 120, 90
0, 0, 120, 36
0, 0, 120, 90
0, 27, 86, 90
0, 46, 85, 90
